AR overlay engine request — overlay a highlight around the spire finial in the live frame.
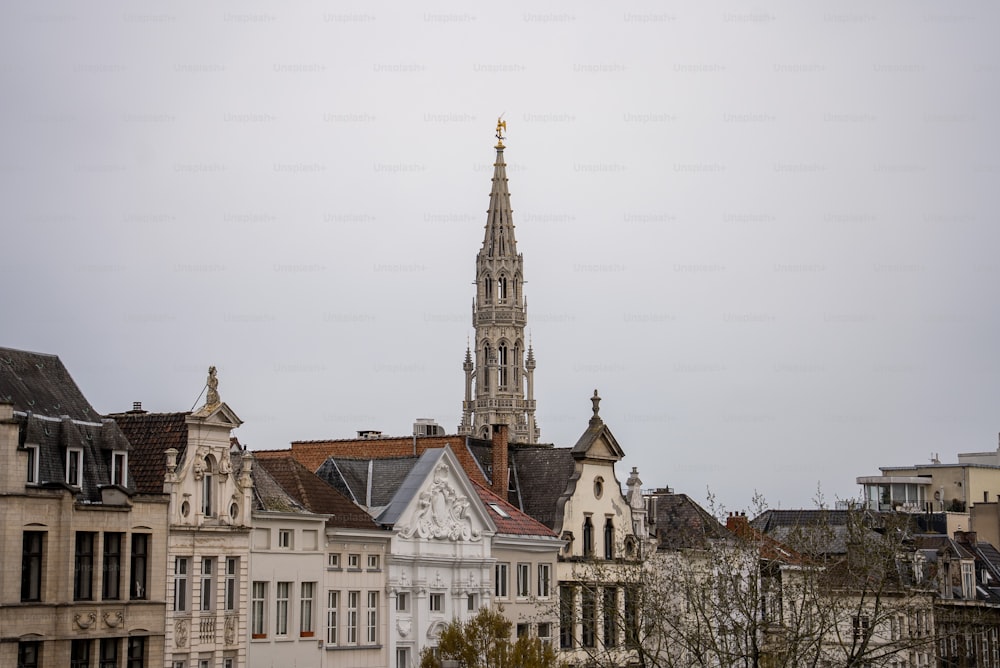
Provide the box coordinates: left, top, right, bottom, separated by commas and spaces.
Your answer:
495, 116, 506, 149
591, 389, 601, 418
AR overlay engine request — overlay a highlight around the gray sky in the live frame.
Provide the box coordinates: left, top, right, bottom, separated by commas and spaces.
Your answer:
2, 1, 998, 514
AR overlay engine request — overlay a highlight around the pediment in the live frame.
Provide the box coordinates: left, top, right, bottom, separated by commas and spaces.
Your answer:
572, 422, 624, 462
189, 401, 243, 428
391, 447, 495, 541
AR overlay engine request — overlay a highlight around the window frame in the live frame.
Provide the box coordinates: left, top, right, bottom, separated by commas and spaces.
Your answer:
301, 582, 316, 636
251, 581, 268, 638
429, 592, 444, 613
276, 581, 291, 636
326, 590, 340, 646
111, 450, 128, 487
516, 562, 530, 598
366, 590, 379, 644
21, 530, 44, 602
347, 591, 360, 644
174, 557, 190, 612
495, 562, 509, 599
224, 557, 238, 611
26, 444, 40, 484
74, 531, 96, 601
67, 447, 83, 487
201, 558, 215, 611
102, 532, 123, 601
537, 563, 551, 598
130, 534, 149, 600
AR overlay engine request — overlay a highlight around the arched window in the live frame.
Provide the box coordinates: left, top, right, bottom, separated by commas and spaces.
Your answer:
202, 456, 215, 517
583, 516, 594, 557
484, 275, 492, 303
514, 344, 521, 385
604, 518, 614, 560
498, 344, 508, 388
482, 344, 491, 390
498, 275, 507, 303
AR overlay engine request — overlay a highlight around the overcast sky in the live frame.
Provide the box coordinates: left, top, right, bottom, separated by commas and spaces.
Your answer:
2, 1, 998, 514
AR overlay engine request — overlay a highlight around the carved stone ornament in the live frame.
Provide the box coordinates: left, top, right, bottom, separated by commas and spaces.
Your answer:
224, 615, 237, 645
103, 610, 124, 628
175, 619, 188, 648
399, 571, 410, 587
74, 612, 97, 629
398, 463, 481, 542
396, 618, 412, 638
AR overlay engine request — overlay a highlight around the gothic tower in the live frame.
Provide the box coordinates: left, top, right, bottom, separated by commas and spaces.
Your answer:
459, 121, 539, 443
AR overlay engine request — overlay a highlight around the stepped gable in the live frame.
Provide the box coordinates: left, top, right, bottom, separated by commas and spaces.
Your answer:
255, 455, 377, 530
111, 411, 190, 494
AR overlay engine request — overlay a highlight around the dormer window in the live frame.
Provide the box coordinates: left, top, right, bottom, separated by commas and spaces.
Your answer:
111, 451, 127, 487
66, 448, 83, 487
26, 444, 39, 484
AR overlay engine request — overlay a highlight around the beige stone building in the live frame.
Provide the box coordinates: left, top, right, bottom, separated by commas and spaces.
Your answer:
0, 347, 168, 668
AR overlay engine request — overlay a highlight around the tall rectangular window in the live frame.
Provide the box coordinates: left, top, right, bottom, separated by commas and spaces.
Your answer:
604, 518, 614, 560
537, 563, 551, 598
103, 533, 123, 600
367, 591, 379, 643
603, 587, 618, 648
26, 444, 39, 483
301, 582, 315, 636
581, 586, 596, 648
429, 593, 444, 612
495, 562, 509, 598
202, 460, 214, 517
278, 530, 292, 548
18, 641, 41, 668
99, 638, 118, 668
130, 534, 149, 600
201, 558, 215, 611
276, 581, 290, 636
126, 637, 145, 668
625, 586, 639, 647
67, 447, 83, 486
396, 648, 410, 668
174, 557, 190, 611
326, 590, 339, 645
516, 563, 530, 597
347, 591, 360, 644
225, 557, 238, 611
21, 531, 43, 602
71, 639, 91, 668
112, 451, 128, 487
560, 585, 575, 649
251, 581, 267, 637
74, 532, 96, 600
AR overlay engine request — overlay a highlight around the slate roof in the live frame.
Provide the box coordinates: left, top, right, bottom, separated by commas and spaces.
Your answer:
1, 347, 135, 501
375, 449, 445, 527
255, 455, 377, 530
316, 456, 419, 509
647, 492, 733, 550
509, 447, 576, 529
110, 412, 190, 494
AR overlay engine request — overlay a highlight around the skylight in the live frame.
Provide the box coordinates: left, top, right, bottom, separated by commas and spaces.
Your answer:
488, 503, 511, 519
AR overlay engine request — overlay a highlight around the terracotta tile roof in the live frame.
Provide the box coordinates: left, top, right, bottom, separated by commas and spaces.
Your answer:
255, 455, 378, 530
473, 481, 559, 539
110, 412, 190, 494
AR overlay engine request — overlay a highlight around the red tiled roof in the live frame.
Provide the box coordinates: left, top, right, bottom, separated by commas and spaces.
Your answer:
473, 480, 559, 539
110, 412, 190, 494
255, 455, 378, 530
281, 435, 489, 486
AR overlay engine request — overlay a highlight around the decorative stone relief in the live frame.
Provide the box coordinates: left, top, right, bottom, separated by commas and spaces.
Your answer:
397, 618, 412, 638
175, 619, 188, 648
74, 612, 97, 629
399, 571, 410, 587
224, 615, 237, 645
103, 610, 124, 628
399, 463, 481, 541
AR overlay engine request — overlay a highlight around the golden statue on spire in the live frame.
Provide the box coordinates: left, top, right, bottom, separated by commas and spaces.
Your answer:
495, 116, 506, 148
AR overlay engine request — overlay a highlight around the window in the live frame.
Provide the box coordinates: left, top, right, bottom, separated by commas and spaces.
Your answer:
26, 444, 39, 483
516, 623, 529, 638
538, 622, 552, 647
537, 563, 551, 598
854, 615, 871, 641
604, 518, 614, 560
367, 554, 380, 570
396, 592, 409, 612
112, 451, 128, 487
174, 557, 190, 611
18, 641, 41, 668
202, 456, 214, 517
348, 554, 360, 569
71, 639, 91, 668
301, 582, 315, 636
396, 648, 410, 668
225, 557, 238, 611
74, 532, 96, 600
498, 343, 508, 387
126, 637, 145, 668
962, 561, 975, 599
21, 531, 44, 602
201, 558, 215, 611
252, 582, 267, 637
429, 593, 444, 612
625, 587, 639, 646
560, 586, 575, 649
467, 593, 477, 611
99, 638, 118, 668
367, 591, 379, 643
516, 563, 530, 597
276, 581, 290, 636
103, 533, 123, 600
603, 587, 618, 648
326, 590, 339, 645
495, 562, 509, 598
67, 447, 83, 486
582, 587, 596, 648
278, 530, 292, 549
347, 591, 360, 644
328, 553, 341, 569
583, 516, 594, 557
130, 534, 149, 599
223, 659, 233, 668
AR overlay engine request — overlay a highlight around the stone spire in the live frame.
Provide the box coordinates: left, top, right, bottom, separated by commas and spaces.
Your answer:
459, 120, 539, 443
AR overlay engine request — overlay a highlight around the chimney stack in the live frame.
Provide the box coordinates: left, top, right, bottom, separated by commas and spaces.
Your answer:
491, 423, 509, 499
726, 511, 750, 538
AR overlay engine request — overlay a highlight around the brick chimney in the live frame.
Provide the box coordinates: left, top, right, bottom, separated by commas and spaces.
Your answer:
491, 424, 509, 499
726, 512, 750, 538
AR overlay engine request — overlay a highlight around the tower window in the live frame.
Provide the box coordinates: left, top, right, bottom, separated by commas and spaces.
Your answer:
498, 344, 508, 388
498, 276, 508, 303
